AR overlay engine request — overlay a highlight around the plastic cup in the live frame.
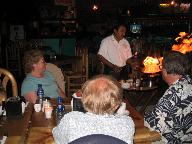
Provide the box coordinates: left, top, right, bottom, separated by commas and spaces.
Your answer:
0, 106, 2, 115
42, 100, 51, 112
45, 106, 53, 119
34, 104, 41, 112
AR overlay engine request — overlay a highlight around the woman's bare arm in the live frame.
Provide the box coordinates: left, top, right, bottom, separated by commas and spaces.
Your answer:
24, 91, 37, 104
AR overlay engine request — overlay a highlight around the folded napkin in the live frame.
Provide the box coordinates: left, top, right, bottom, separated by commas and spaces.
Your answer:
72, 93, 81, 99
0, 136, 7, 144
116, 102, 129, 116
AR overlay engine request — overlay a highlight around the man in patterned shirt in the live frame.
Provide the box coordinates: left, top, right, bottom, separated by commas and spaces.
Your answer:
144, 51, 192, 143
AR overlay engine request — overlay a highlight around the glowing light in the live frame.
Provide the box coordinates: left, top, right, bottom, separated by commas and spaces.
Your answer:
171, 1, 175, 5
172, 32, 192, 54
92, 4, 99, 11
143, 57, 163, 73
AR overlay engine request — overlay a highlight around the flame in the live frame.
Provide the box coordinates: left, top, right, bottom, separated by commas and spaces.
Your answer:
172, 32, 192, 54
179, 32, 187, 37
143, 56, 163, 73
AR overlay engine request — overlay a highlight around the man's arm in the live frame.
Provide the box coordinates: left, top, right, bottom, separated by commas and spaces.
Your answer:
126, 56, 140, 70
144, 89, 175, 135
58, 87, 66, 99
97, 54, 121, 72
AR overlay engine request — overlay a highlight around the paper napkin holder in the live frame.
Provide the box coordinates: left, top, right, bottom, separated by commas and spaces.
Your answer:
5, 96, 22, 118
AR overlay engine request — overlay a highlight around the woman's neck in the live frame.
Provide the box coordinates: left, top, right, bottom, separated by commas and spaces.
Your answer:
31, 71, 44, 78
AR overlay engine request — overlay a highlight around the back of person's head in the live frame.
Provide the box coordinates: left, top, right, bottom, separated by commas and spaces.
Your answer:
23, 49, 44, 74
162, 51, 189, 75
81, 75, 122, 115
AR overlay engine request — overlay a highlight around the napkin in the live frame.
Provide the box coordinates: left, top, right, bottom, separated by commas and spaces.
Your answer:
72, 90, 82, 99
0, 136, 7, 144
72, 93, 81, 99
116, 102, 129, 116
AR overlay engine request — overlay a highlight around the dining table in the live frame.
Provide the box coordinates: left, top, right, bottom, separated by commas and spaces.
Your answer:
0, 103, 33, 144
1, 98, 161, 144
122, 84, 158, 115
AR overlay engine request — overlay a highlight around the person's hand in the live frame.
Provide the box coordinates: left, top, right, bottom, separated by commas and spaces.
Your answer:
112, 65, 122, 73
131, 62, 140, 71
76, 90, 82, 97
116, 102, 129, 115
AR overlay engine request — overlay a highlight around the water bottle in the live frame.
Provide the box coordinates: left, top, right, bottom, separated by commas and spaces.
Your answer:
37, 84, 44, 105
56, 96, 65, 125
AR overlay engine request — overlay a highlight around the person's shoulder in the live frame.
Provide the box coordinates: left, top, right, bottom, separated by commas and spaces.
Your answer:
112, 115, 135, 130
44, 70, 54, 78
171, 75, 192, 92
117, 115, 134, 123
121, 38, 130, 44
22, 74, 34, 84
64, 111, 85, 119
102, 35, 113, 42
101, 114, 134, 124
21, 74, 37, 93
44, 70, 52, 75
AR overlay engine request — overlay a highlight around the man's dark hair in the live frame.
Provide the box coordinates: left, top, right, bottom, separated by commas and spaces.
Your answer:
162, 51, 189, 75
113, 22, 127, 31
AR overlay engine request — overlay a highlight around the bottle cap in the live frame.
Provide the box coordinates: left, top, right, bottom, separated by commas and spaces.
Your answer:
57, 96, 62, 103
38, 84, 42, 87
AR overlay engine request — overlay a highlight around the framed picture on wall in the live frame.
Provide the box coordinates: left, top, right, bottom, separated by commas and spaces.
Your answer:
54, 0, 73, 6
10, 25, 25, 41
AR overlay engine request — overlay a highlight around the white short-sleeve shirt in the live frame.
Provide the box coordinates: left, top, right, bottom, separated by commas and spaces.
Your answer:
98, 35, 132, 67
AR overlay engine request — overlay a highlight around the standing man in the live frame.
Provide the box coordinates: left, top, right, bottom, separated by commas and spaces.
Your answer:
144, 51, 192, 143
97, 23, 134, 80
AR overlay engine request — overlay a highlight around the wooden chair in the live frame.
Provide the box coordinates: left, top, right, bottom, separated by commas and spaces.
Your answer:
0, 68, 18, 98
65, 46, 88, 97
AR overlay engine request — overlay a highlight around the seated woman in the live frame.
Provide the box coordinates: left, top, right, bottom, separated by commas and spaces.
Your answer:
52, 75, 135, 144
21, 49, 65, 104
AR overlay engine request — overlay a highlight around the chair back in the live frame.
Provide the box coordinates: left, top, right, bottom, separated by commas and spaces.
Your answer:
75, 46, 88, 76
64, 47, 88, 97
69, 134, 127, 144
0, 68, 18, 97
46, 63, 65, 93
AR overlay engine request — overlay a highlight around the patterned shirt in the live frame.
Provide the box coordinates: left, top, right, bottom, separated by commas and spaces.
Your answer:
144, 75, 192, 143
52, 111, 135, 144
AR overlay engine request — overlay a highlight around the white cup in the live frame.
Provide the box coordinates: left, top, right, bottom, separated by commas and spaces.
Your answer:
34, 104, 41, 112
42, 100, 51, 112
45, 106, 53, 119
21, 102, 26, 114
0, 106, 2, 115
121, 82, 130, 89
